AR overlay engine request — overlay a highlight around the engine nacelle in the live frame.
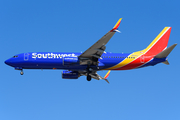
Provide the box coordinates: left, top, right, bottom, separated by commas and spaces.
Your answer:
63, 57, 79, 66
62, 71, 79, 79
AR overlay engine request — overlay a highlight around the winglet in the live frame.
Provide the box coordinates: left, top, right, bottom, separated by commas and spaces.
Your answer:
104, 70, 111, 83
104, 70, 111, 79
110, 18, 122, 32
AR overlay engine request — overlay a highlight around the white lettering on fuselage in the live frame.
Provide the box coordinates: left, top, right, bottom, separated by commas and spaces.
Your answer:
32, 53, 76, 59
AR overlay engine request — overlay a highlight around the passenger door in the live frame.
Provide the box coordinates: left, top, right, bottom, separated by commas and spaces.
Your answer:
24, 53, 29, 61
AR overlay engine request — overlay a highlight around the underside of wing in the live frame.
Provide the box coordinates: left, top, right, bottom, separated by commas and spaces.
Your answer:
80, 70, 111, 83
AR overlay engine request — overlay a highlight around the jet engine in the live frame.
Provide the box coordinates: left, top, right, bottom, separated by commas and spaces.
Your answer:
62, 71, 79, 79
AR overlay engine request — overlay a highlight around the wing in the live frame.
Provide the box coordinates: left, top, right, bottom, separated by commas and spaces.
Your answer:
80, 70, 111, 83
79, 18, 122, 65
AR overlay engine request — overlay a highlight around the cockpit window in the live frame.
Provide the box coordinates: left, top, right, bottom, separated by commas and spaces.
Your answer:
13, 55, 18, 58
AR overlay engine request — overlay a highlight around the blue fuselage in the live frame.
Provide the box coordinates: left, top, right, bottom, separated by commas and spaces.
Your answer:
5, 52, 166, 71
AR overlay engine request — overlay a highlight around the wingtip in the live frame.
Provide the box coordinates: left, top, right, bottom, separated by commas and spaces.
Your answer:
113, 18, 122, 30
104, 70, 111, 79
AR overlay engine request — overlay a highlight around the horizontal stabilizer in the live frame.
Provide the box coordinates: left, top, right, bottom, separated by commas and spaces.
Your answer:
155, 44, 177, 58
162, 60, 169, 65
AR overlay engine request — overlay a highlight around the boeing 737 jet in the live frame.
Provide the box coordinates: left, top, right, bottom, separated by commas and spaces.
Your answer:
5, 18, 177, 83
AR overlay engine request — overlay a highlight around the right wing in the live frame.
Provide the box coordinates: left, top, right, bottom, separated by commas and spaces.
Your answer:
79, 18, 122, 65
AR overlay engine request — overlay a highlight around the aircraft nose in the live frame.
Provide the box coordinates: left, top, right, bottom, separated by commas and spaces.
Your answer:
4, 59, 11, 65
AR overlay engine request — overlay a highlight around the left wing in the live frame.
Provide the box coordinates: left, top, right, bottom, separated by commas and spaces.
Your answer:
80, 70, 111, 83
79, 18, 122, 65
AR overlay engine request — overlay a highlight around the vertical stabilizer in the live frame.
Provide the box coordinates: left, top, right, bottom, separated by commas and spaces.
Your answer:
143, 27, 171, 56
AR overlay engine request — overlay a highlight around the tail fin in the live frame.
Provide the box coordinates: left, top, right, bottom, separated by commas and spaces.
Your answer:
143, 27, 172, 56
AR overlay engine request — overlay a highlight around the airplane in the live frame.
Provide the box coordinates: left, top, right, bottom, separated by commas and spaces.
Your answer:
5, 18, 177, 83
